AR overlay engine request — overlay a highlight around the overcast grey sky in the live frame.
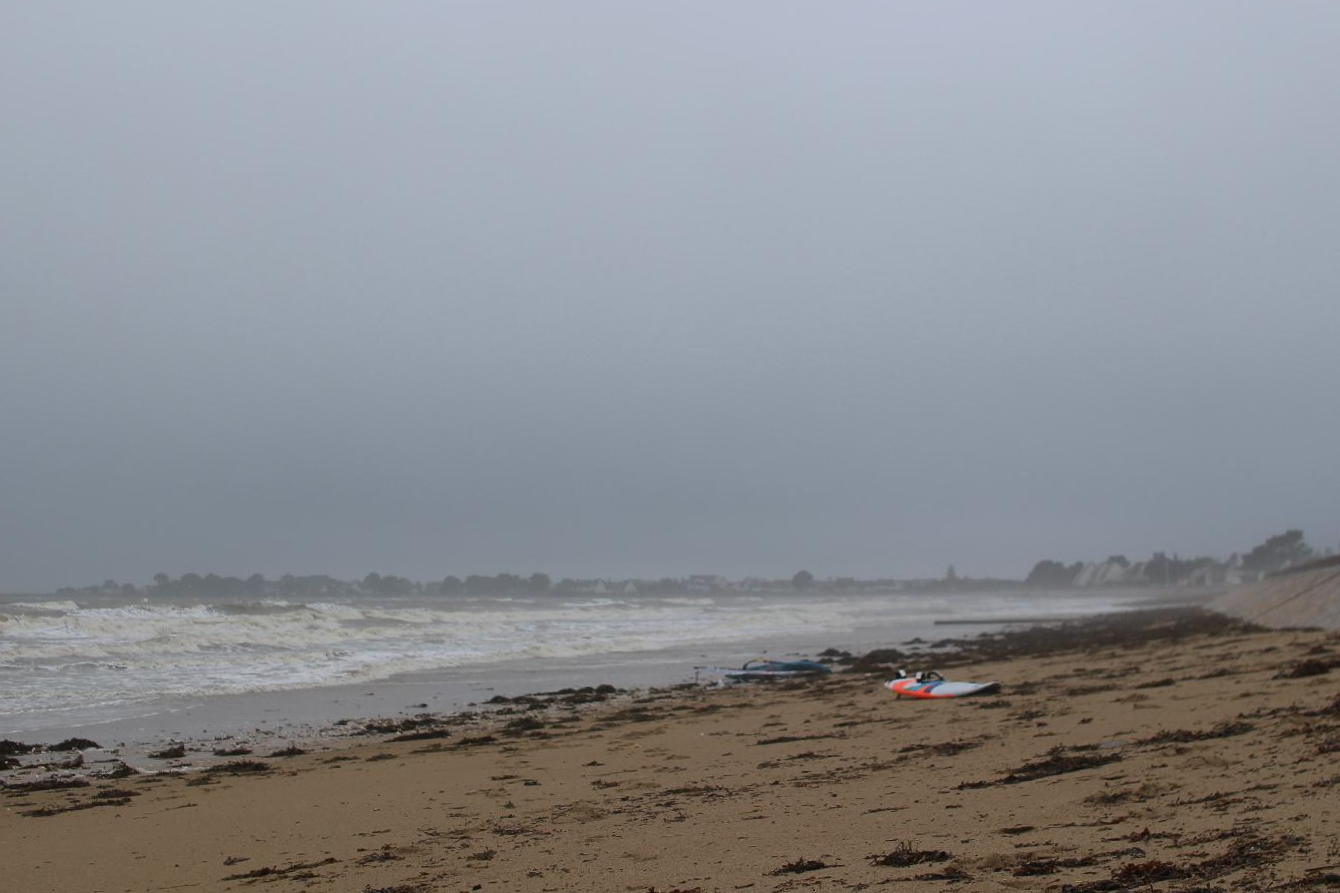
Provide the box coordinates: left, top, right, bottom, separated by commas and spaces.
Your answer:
3, 3, 1338, 591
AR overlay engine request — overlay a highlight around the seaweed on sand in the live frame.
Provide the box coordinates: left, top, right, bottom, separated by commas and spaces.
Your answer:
1013, 857, 1063, 876
486, 684, 621, 708
20, 796, 133, 817
755, 733, 840, 746
204, 759, 272, 775
0, 740, 41, 756
3, 776, 91, 793
1065, 684, 1119, 697
899, 739, 981, 757
599, 706, 659, 725
1063, 833, 1303, 891
771, 858, 827, 875
454, 735, 497, 747
1276, 657, 1340, 679
501, 716, 546, 736
1140, 721, 1254, 745
148, 743, 186, 760
1002, 745, 1121, 784
213, 746, 253, 757
1085, 782, 1171, 806
1111, 860, 1188, 883
960, 744, 1121, 789
357, 845, 403, 864
98, 761, 136, 779
267, 745, 307, 757
870, 842, 950, 867
1011, 849, 1140, 876
222, 857, 338, 881
1193, 833, 1303, 879
387, 728, 451, 743
360, 715, 443, 735
888, 608, 1259, 669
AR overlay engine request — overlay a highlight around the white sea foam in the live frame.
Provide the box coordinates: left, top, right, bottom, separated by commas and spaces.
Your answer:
0, 588, 1144, 733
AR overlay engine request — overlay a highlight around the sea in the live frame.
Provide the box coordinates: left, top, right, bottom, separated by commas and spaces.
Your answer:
0, 586, 1186, 753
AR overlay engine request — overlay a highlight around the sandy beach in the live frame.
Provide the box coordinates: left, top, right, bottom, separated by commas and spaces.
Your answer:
4, 607, 1339, 893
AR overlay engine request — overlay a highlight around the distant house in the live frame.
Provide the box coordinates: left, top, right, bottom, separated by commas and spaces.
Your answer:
1073, 560, 1136, 586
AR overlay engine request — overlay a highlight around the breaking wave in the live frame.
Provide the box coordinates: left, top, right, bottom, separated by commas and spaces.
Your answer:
0, 588, 1139, 730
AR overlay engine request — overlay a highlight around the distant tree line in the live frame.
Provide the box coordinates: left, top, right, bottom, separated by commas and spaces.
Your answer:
50, 528, 1327, 598
1025, 528, 1322, 588
65, 569, 1013, 598
1240, 529, 1314, 573
61, 571, 795, 598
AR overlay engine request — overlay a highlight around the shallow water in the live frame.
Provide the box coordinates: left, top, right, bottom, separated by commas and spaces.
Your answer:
0, 586, 1182, 748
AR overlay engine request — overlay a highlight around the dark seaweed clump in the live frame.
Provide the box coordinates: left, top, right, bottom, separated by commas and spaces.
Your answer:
1003, 746, 1121, 783
360, 715, 443, 735
222, 857, 337, 881
1061, 833, 1302, 892
21, 796, 133, 818
958, 745, 1121, 789
204, 759, 272, 775
871, 843, 951, 867
1141, 721, 1254, 745
502, 716, 547, 737
486, 684, 620, 708
1112, 860, 1187, 883
0, 740, 41, 756
3, 775, 91, 793
213, 746, 253, 757
267, 745, 307, 757
1275, 658, 1340, 679
388, 728, 452, 743
149, 743, 187, 760
909, 608, 1257, 668
455, 735, 497, 747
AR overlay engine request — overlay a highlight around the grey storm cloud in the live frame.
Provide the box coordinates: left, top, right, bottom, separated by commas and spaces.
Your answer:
2, 2, 1338, 591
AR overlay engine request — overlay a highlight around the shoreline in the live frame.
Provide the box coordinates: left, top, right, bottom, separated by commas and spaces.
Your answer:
6, 606, 1340, 892
0, 584, 1206, 756
2, 595, 1208, 776
0, 598, 1228, 778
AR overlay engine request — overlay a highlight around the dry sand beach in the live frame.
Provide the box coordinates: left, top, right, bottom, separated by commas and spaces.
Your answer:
4, 607, 1340, 893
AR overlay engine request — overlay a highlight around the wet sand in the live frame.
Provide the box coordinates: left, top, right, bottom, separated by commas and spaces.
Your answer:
4, 607, 1339, 893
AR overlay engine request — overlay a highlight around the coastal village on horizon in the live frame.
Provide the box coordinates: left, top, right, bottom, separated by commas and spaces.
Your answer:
22, 528, 1333, 600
